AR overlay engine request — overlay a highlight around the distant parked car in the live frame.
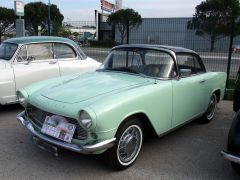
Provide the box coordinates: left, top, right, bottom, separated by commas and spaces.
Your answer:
234, 66, 240, 112
17, 44, 226, 170
232, 45, 240, 53
0, 36, 100, 105
76, 42, 82, 47
222, 66, 240, 172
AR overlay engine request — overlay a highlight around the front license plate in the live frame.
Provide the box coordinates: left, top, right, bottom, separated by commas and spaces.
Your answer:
41, 115, 76, 143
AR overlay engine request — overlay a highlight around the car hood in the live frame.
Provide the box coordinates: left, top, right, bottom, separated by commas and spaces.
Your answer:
41, 71, 150, 104
0, 60, 7, 69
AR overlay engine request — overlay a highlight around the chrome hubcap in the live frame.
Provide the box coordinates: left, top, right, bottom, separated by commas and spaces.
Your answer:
117, 125, 142, 164
206, 95, 216, 120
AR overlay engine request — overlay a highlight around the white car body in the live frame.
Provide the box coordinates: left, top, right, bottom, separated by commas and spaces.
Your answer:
0, 36, 101, 105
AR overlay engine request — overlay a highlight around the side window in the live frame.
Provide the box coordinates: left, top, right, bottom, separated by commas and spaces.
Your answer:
16, 45, 27, 62
144, 51, 176, 78
54, 43, 77, 59
177, 54, 204, 77
27, 43, 53, 61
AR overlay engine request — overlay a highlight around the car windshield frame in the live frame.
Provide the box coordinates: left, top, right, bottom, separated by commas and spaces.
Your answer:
76, 46, 87, 60
0, 42, 18, 61
98, 47, 177, 79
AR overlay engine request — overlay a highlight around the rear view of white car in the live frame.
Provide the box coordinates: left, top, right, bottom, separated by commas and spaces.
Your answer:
0, 36, 101, 105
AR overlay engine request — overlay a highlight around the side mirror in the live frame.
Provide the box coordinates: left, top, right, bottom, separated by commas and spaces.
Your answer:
180, 69, 192, 77
25, 56, 35, 65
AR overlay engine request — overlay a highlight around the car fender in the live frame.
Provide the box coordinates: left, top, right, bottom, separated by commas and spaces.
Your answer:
0, 65, 16, 105
227, 110, 240, 152
91, 81, 173, 136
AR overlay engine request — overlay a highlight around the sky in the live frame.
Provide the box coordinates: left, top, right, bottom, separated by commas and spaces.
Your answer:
0, 0, 204, 21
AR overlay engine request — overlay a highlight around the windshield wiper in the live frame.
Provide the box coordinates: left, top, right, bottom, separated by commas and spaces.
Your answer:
98, 67, 146, 77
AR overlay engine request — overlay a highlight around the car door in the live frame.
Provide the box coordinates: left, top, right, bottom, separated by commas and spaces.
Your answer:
172, 53, 207, 127
54, 43, 97, 76
13, 43, 60, 91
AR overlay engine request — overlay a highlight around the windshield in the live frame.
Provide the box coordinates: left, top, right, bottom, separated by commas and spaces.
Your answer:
0, 43, 18, 60
77, 46, 87, 59
99, 48, 176, 78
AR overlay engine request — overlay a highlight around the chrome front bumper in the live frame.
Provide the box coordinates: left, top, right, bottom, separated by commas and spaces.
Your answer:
17, 111, 116, 154
221, 150, 240, 164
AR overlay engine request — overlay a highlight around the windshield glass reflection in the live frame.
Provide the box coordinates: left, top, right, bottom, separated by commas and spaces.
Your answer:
0, 43, 18, 60
99, 48, 176, 78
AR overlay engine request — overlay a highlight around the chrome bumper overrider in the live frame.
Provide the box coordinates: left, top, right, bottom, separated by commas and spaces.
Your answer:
17, 111, 116, 154
221, 150, 240, 164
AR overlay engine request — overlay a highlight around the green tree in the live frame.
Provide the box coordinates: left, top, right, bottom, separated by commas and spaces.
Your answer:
73, 32, 79, 37
58, 26, 72, 38
24, 2, 64, 35
188, 0, 240, 51
0, 7, 15, 43
107, 8, 142, 44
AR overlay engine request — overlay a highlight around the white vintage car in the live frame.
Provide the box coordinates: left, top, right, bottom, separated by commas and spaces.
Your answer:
0, 36, 100, 105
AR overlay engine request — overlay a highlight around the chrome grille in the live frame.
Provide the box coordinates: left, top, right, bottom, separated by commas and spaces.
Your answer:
26, 105, 87, 140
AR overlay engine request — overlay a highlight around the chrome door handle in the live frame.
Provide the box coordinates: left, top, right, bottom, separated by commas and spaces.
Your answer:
49, 61, 57, 64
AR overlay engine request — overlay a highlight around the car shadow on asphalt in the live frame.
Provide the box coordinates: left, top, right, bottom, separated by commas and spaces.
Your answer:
46, 118, 203, 172
33, 145, 112, 172
144, 117, 202, 141
0, 104, 23, 113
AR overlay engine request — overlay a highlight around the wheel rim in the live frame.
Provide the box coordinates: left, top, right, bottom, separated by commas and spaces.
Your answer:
117, 125, 143, 166
206, 94, 217, 120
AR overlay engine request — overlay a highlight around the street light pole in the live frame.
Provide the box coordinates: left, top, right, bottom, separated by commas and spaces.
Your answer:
226, 17, 235, 90
48, 0, 51, 36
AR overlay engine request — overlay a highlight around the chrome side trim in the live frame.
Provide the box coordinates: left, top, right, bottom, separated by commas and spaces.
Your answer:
221, 150, 240, 164
17, 111, 116, 154
96, 127, 117, 133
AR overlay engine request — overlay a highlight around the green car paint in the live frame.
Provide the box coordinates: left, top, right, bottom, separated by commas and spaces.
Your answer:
19, 71, 226, 148
17, 45, 227, 156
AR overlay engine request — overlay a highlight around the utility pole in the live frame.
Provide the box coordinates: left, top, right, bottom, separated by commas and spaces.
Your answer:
48, 0, 51, 36
226, 17, 235, 89
14, 0, 25, 37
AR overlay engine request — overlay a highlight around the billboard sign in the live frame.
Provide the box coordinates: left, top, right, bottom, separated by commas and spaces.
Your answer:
115, 0, 122, 11
14, 1, 24, 17
101, 0, 115, 12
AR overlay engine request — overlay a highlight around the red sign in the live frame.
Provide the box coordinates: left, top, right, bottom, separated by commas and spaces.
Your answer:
101, 0, 115, 12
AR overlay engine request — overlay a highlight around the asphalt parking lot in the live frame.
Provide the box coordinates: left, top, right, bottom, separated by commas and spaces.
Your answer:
0, 101, 239, 180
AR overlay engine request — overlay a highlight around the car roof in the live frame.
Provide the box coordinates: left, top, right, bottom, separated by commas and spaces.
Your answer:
4, 36, 78, 47
113, 44, 197, 54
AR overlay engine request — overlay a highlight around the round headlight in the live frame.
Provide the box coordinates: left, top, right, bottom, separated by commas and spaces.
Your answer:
17, 92, 27, 107
79, 110, 92, 129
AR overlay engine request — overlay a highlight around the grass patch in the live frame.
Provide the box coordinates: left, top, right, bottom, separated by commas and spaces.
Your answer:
89, 40, 118, 48
227, 79, 235, 89
224, 79, 235, 100
225, 89, 234, 100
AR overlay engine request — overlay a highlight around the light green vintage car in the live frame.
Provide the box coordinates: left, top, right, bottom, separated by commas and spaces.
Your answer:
17, 44, 226, 170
